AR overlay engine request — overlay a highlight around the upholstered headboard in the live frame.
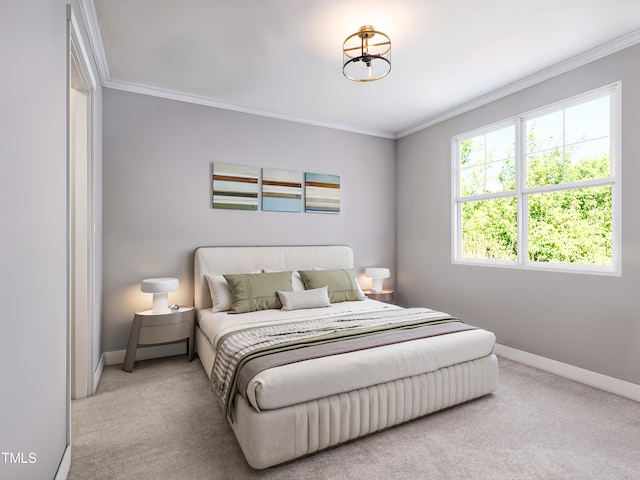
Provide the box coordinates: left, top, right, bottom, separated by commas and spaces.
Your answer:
193, 245, 355, 310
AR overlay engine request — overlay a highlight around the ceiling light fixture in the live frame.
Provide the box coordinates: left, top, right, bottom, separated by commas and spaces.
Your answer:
343, 25, 391, 82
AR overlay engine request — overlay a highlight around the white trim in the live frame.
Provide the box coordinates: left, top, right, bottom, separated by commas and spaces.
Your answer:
78, 0, 110, 85
452, 259, 619, 277
612, 81, 623, 275
69, 10, 97, 399
104, 343, 189, 366
53, 445, 71, 480
494, 344, 640, 403
397, 29, 640, 138
103, 79, 397, 139
65, 2, 72, 451
450, 137, 459, 265
93, 353, 104, 394
80, 1, 640, 140
70, 9, 96, 90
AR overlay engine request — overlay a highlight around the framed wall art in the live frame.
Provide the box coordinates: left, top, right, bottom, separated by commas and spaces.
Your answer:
305, 172, 340, 214
262, 168, 303, 213
212, 162, 259, 210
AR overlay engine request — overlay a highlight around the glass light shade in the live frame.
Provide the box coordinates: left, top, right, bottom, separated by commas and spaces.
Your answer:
141, 278, 179, 314
343, 26, 391, 82
364, 267, 390, 293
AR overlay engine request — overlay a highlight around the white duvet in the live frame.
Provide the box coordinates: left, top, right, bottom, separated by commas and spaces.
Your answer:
198, 299, 496, 412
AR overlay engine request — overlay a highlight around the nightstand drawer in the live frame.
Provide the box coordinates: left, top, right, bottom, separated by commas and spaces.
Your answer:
138, 322, 190, 345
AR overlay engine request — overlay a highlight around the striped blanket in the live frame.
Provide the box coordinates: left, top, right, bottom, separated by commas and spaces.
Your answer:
211, 308, 471, 420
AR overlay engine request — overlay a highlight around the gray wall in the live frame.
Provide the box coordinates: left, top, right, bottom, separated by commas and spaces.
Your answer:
102, 89, 396, 353
0, 1, 102, 478
397, 43, 640, 385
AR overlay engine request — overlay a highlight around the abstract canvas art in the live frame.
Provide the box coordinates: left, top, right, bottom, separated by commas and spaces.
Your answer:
262, 168, 303, 212
212, 162, 259, 210
304, 172, 341, 214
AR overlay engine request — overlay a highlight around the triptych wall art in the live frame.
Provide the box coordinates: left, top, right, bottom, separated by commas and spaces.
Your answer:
211, 163, 259, 211
304, 172, 341, 214
212, 162, 340, 214
262, 167, 303, 213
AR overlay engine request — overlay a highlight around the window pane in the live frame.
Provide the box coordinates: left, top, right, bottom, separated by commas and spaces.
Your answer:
564, 137, 610, 182
460, 136, 485, 167
527, 137, 610, 188
526, 150, 564, 188
526, 110, 562, 153
461, 197, 517, 261
460, 125, 515, 196
526, 110, 564, 188
459, 165, 484, 196
486, 159, 515, 193
486, 125, 515, 162
528, 186, 612, 266
526, 96, 611, 188
565, 96, 610, 145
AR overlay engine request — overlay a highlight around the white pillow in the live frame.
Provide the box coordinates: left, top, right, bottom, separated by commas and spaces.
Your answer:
291, 271, 306, 291
204, 274, 233, 312
263, 269, 306, 291
277, 287, 331, 311
205, 271, 260, 312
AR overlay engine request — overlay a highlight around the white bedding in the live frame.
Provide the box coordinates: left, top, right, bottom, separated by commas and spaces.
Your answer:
198, 299, 496, 411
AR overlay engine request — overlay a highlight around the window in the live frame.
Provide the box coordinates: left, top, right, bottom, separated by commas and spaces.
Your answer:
452, 84, 620, 274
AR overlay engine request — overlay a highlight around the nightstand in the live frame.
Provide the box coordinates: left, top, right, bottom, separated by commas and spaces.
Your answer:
364, 289, 395, 304
122, 306, 195, 372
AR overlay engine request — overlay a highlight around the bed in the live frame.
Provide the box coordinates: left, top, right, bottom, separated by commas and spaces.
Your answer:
194, 245, 498, 469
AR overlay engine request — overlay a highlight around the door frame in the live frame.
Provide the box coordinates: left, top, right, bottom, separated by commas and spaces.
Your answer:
68, 8, 96, 400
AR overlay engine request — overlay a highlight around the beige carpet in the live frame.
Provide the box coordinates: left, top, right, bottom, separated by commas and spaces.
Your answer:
69, 356, 640, 480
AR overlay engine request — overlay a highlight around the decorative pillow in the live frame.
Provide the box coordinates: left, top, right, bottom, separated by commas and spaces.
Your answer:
312, 267, 366, 298
204, 274, 233, 312
204, 271, 260, 312
277, 287, 331, 311
298, 269, 365, 303
223, 271, 293, 313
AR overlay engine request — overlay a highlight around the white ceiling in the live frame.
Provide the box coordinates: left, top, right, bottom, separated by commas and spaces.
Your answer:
86, 0, 640, 138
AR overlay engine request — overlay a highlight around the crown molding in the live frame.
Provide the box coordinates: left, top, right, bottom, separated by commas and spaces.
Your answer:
78, 0, 110, 85
102, 78, 397, 139
395, 28, 640, 139
81, 0, 640, 141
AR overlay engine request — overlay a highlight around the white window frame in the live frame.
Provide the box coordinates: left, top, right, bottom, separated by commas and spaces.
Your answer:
452, 82, 621, 275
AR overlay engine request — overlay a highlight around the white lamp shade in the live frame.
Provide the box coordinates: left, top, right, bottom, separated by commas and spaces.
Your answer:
141, 278, 179, 314
364, 268, 390, 293
141, 278, 179, 293
364, 268, 390, 279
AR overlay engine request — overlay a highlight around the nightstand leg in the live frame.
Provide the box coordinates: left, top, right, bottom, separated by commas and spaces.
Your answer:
122, 316, 142, 372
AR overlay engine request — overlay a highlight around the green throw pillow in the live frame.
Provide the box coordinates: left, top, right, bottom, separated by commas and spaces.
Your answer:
298, 269, 364, 303
223, 271, 293, 313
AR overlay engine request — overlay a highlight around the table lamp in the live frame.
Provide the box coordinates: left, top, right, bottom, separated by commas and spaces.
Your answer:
141, 278, 179, 314
364, 268, 390, 293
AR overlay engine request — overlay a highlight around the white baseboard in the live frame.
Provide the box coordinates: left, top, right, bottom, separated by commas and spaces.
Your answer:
103, 343, 188, 366
54, 445, 71, 480
93, 353, 104, 393
494, 343, 640, 403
